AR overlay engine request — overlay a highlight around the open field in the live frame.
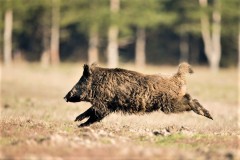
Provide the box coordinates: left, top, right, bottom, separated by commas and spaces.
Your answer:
1, 63, 239, 159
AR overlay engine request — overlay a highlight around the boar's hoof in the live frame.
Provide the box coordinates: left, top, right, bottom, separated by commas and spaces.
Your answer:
78, 123, 90, 128
75, 115, 85, 122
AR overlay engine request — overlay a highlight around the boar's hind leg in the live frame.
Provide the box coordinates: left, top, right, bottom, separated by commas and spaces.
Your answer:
177, 94, 213, 120
170, 94, 192, 113
190, 99, 213, 120
75, 108, 94, 122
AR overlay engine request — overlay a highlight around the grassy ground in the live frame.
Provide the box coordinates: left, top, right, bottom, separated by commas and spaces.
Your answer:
1, 63, 239, 159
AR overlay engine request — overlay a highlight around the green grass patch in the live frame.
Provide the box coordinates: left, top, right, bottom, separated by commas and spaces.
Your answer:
154, 134, 186, 146
62, 125, 74, 133
100, 138, 112, 144
0, 137, 19, 146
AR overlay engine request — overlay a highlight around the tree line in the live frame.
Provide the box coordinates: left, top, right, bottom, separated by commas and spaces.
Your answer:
0, 0, 239, 72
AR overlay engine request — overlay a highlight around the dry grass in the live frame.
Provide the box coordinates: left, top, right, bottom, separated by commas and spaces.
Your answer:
1, 63, 239, 159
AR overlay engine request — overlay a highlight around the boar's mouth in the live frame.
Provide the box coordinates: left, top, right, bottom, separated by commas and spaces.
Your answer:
64, 95, 81, 103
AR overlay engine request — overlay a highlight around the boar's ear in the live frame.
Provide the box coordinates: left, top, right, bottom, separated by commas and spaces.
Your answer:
91, 63, 98, 68
83, 64, 92, 77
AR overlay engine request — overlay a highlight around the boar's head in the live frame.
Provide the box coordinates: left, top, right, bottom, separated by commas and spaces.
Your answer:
64, 64, 93, 103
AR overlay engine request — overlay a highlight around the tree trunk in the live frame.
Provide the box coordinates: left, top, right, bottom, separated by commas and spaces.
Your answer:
135, 27, 146, 68
3, 7, 13, 67
238, 17, 240, 126
41, 50, 50, 68
41, 29, 50, 68
211, 0, 221, 72
199, 0, 221, 73
238, 22, 240, 122
0, 10, 2, 62
50, 0, 60, 65
41, 21, 50, 68
107, 0, 119, 68
179, 34, 189, 63
190, 38, 200, 64
88, 29, 99, 64
238, 20, 240, 87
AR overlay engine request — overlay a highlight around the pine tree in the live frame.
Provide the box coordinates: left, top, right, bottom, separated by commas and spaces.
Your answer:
50, 0, 60, 65
121, 0, 176, 68
3, 0, 13, 67
61, 0, 108, 64
107, 0, 120, 68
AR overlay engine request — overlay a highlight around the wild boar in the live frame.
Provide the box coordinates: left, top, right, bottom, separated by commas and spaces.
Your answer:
64, 64, 212, 127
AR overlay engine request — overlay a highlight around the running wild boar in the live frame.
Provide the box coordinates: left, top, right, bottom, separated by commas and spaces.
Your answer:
64, 64, 212, 127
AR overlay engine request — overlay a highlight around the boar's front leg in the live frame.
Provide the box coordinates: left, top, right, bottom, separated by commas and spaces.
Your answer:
78, 115, 102, 127
75, 108, 94, 122
78, 107, 109, 127
78, 112, 108, 127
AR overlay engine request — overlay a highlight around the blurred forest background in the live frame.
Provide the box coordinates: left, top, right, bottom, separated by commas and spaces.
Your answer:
0, 0, 239, 72
1, 1, 239, 158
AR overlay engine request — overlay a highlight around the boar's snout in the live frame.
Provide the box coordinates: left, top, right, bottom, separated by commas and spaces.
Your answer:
64, 95, 69, 102
64, 90, 81, 103
64, 92, 71, 102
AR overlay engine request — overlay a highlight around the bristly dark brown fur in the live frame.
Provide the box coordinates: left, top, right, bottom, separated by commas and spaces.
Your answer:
64, 64, 213, 127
